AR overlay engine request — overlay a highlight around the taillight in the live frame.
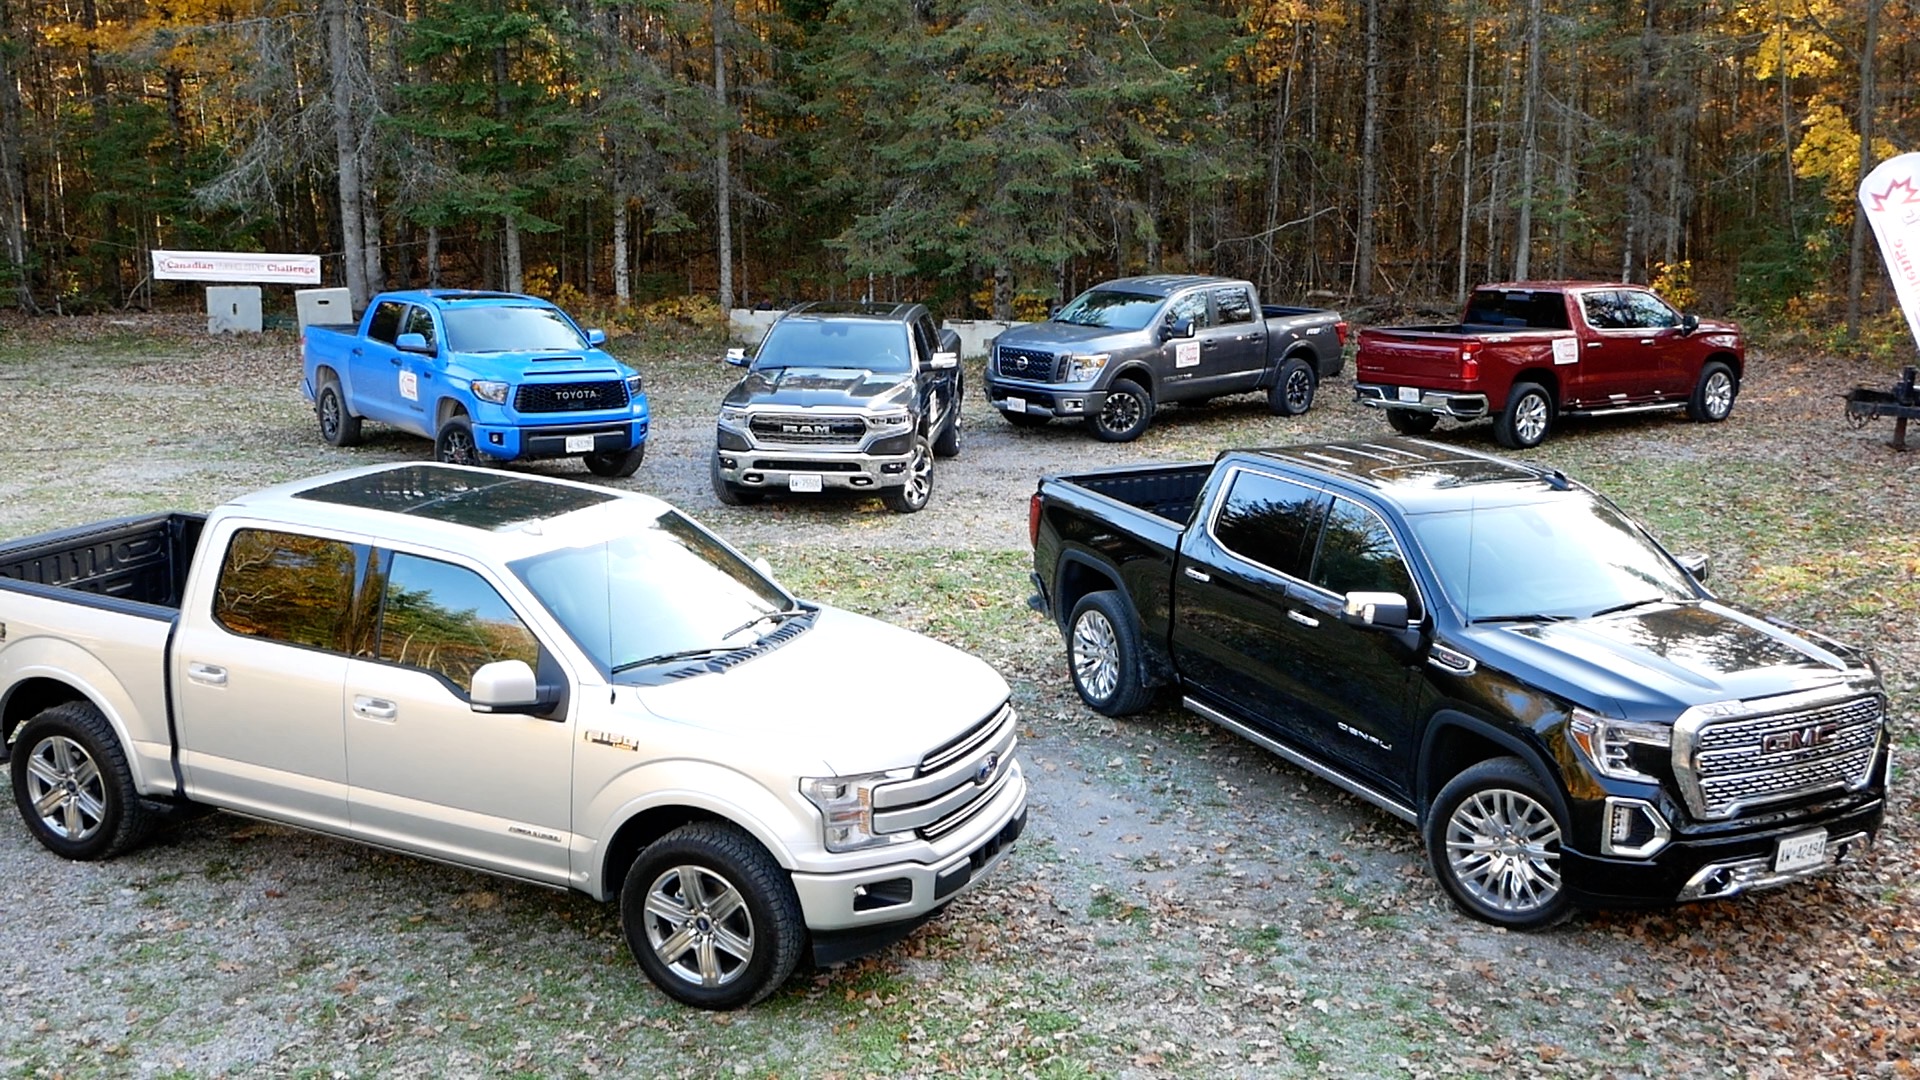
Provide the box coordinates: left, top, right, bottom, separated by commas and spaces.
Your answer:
1460, 340, 1481, 381
1029, 491, 1043, 548
1334, 320, 1350, 347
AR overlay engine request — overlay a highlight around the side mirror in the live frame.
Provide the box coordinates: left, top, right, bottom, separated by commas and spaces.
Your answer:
1341, 591, 1409, 631
930, 350, 959, 370
1675, 553, 1710, 582
726, 347, 749, 367
470, 659, 546, 715
1679, 313, 1699, 335
395, 332, 434, 355
1163, 315, 1196, 340
586, 328, 608, 346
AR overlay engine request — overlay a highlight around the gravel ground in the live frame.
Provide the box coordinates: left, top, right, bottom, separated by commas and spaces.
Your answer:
0, 315, 1915, 1078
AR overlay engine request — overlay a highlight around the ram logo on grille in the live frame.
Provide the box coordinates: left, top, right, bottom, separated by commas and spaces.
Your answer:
782, 422, 832, 436
1762, 723, 1839, 754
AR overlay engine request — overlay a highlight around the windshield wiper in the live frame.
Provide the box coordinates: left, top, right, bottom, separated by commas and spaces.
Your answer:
717, 608, 805, 643
1470, 613, 1573, 625
611, 645, 737, 674
1588, 597, 1675, 619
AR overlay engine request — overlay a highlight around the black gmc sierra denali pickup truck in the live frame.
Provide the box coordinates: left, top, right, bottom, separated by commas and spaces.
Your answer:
1030, 438, 1891, 928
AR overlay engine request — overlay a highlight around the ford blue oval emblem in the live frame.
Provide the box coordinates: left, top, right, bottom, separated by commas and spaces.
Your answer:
975, 753, 999, 785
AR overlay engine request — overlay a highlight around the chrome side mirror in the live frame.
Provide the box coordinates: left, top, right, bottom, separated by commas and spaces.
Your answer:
1341, 591, 1409, 631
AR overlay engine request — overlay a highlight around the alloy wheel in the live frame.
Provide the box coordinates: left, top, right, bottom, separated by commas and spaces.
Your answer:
1443, 787, 1563, 916
22, 735, 107, 843
642, 863, 756, 989
1704, 371, 1734, 419
1072, 608, 1120, 702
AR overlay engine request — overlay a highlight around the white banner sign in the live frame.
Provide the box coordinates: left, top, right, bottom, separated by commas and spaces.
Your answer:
1860, 152, 1920, 350
151, 249, 320, 285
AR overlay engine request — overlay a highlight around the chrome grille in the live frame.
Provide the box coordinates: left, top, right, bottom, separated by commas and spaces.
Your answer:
747, 413, 867, 446
996, 346, 1059, 381
515, 380, 628, 413
869, 703, 1017, 840
1688, 695, 1882, 819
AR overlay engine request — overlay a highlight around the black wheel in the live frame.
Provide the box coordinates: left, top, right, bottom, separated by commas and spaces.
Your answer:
316, 379, 362, 447
1385, 409, 1439, 436
1267, 357, 1317, 417
1086, 379, 1153, 442
583, 445, 646, 478
1493, 382, 1552, 449
621, 822, 804, 1010
1687, 361, 1737, 422
1066, 591, 1153, 716
1423, 757, 1571, 931
11, 701, 152, 861
1002, 409, 1050, 428
434, 415, 482, 466
881, 435, 933, 513
710, 452, 761, 506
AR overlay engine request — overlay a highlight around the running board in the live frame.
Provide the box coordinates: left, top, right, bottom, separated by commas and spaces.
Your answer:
1183, 696, 1419, 823
1564, 401, 1686, 418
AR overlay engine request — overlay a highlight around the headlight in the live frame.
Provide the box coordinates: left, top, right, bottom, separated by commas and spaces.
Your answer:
1065, 353, 1110, 382
718, 405, 749, 425
870, 410, 912, 431
1569, 709, 1671, 783
625, 373, 645, 399
471, 380, 509, 404
802, 770, 914, 852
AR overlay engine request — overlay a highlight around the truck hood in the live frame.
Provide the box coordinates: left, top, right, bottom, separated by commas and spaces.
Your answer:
1461, 600, 1868, 721
632, 605, 1011, 774
994, 321, 1148, 354
724, 367, 912, 412
462, 347, 630, 379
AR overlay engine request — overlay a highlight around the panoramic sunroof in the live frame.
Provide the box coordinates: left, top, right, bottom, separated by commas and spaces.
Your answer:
294, 465, 617, 530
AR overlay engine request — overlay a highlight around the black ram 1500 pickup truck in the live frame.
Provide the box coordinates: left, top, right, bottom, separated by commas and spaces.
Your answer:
1030, 438, 1891, 928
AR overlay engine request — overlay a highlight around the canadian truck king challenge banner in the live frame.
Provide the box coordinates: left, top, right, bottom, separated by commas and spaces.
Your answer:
1862, 151, 1920, 350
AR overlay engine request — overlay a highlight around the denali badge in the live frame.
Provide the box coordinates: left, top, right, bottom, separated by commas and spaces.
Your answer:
975, 753, 999, 786
1762, 723, 1839, 754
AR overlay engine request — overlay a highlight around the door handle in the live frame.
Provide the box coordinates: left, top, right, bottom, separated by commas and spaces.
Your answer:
186, 662, 227, 686
353, 696, 398, 722
1586, 341, 1602, 348
1286, 610, 1320, 628
1183, 566, 1211, 583
389, 357, 401, 366
1639, 338, 1655, 345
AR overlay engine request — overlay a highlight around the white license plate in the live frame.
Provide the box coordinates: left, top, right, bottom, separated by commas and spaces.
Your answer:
1774, 830, 1827, 874
1005, 396, 1027, 414
1397, 386, 1421, 403
788, 474, 823, 493
565, 434, 595, 453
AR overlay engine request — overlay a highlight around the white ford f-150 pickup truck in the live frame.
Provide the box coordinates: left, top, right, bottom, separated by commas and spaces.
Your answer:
0, 463, 1026, 1009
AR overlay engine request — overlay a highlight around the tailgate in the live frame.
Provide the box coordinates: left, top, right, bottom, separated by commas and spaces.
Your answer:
1356, 329, 1476, 386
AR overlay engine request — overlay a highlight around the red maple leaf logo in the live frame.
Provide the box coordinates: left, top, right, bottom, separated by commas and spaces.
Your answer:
1869, 176, 1920, 212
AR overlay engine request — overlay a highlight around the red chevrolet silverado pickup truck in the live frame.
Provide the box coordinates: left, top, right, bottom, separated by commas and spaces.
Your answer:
1354, 282, 1746, 448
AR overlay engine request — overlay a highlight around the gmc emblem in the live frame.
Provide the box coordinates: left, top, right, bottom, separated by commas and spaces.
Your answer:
1761, 723, 1838, 754
782, 423, 832, 435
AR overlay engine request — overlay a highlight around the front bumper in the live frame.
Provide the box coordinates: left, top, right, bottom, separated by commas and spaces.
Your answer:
984, 376, 1105, 420
473, 418, 648, 461
714, 445, 915, 493
1355, 382, 1489, 419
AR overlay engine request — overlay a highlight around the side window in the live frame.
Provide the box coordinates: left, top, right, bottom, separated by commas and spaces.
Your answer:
373, 552, 540, 694
1211, 471, 1327, 579
911, 317, 934, 363
402, 305, 438, 350
1167, 290, 1209, 330
1620, 290, 1679, 329
1310, 498, 1420, 618
1213, 287, 1254, 325
366, 301, 405, 345
213, 529, 359, 651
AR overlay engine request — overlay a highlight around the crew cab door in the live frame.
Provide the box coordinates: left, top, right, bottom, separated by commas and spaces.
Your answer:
392, 304, 443, 430
912, 312, 958, 434
342, 549, 573, 885
1573, 289, 1674, 405
1615, 288, 1694, 396
349, 300, 412, 426
1206, 284, 1267, 392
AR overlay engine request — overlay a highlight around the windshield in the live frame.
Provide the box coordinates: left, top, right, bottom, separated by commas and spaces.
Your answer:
756, 320, 911, 373
511, 509, 795, 676
1053, 289, 1166, 331
1408, 495, 1696, 622
442, 305, 588, 353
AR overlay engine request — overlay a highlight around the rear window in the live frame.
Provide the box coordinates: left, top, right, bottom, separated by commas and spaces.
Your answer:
1464, 290, 1570, 330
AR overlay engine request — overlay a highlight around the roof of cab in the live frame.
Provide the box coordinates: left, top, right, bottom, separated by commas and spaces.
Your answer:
782, 300, 923, 322
374, 290, 554, 307
1091, 275, 1241, 298
1231, 438, 1578, 513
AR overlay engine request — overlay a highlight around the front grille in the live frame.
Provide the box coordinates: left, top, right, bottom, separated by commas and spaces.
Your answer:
1688, 695, 1883, 818
515, 381, 628, 413
748, 413, 867, 446
996, 346, 1059, 381
750, 459, 862, 472
869, 703, 1017, 842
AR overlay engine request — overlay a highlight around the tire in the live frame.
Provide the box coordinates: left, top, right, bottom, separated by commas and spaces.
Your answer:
1385, 409, 1439, 436
1003, 410, 1049, 428
1493, 381, 1552, 450
583, 445, 646, 478
932, 413, 961, 458
1686, 361, 1737, 423
621, 822, 804, 1011
434, 415, 482, 466
1423, 757, 1571, 931
1066, 591, 1153, 717
316, 379, 362, 448
11, 701, 152, 861
1086, 379, 1153, 442
1267, 357, 1317, 417
881, 435, 933, 513
710, 452, 761, 506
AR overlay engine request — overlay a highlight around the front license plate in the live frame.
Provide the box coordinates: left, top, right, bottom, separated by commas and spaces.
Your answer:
565, 434, 595, 453
1005, 396, 1027, 413
1397, 386, 1421, 403
1774, 830, 1827, 874
788, 474, 823, 493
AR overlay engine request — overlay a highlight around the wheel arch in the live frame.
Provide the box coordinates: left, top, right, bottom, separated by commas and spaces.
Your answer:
436, 396, 469, 429
1107, 364, 1156, 398
1704, 351, 1742, 382
586, 770, 810, 903
1, 675, 89, 752
1506, 368, 1560, 408
0, 644, 167, 796
1416, 709, 1569, 825
1051, 552, 1124, 634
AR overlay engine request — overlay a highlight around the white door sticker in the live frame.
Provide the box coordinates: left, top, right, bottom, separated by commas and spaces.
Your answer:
399, 369, 419, 401
1552, 337, 1579, 365
1175, 341, 1201, 368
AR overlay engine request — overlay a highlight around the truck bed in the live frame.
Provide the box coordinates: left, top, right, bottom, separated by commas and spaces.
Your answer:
1056, 463, 1214, 526
0, 513, 207, 610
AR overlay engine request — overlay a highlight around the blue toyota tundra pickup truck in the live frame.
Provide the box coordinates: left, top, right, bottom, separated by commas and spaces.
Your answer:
301, 290, 651, 477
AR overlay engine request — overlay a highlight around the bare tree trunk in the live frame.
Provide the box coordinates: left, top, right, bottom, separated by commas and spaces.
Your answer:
1845, 0, 1879, 338
327, 0, 368, 308
1626, 0, 1658, 284
427, 226, 441, 288
1456, 2, 1476, 304
992, 265, 1010, 321
0, 0, 38, 311
505, 215, 523, 292
614, 198, 631, 304
713, 0, 734, 312
80, 0, 122, 302
1514, 0, 1542, 279
1778, 6, 1796, 241
363, 199, 383, 292
1355, 0, 1381, 298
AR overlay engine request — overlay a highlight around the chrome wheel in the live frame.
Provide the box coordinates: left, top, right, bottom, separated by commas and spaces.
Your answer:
902, 441, 932, 508
1703, 370, 1734, 419
1443, 787, 1562, 916
23, 735, 107, 844
642, 863, 756, 990
1071, 607, 1120, 703
1513, 392, 1549, 445
1098, 393, 1142, 435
